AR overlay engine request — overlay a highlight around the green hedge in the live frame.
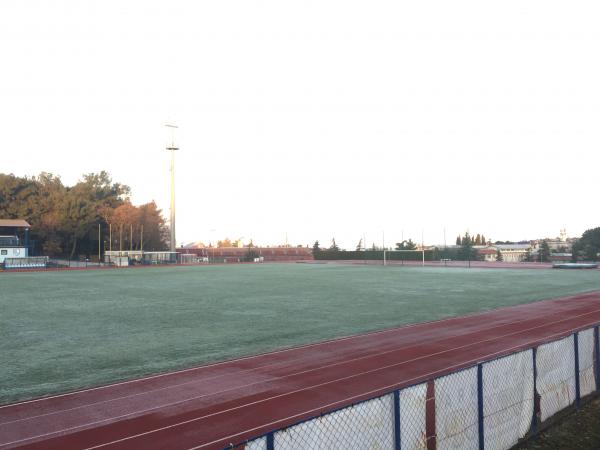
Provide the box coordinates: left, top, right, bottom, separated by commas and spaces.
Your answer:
314, 247, 483, 261
314, 250, 437, 261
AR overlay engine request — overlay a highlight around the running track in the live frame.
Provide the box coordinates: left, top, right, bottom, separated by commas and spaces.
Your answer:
2, 291, 600, 450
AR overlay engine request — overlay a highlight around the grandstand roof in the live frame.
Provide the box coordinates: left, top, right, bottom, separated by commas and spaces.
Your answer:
0, 219, 31, 228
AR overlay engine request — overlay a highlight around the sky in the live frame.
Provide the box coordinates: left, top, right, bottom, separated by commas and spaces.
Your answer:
1, 1, 599, 249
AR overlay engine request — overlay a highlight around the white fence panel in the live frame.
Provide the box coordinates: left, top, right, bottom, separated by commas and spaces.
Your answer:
482, 350, 534, 450
435, 367, 478, 450
578, 329, 596, 398
537, 335, 576, 421
274, 394, 394, 449
400, 383, 427, 450
245, 436, 267, 450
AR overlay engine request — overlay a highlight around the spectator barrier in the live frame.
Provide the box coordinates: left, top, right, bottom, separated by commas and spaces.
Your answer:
237, 325, 600, 450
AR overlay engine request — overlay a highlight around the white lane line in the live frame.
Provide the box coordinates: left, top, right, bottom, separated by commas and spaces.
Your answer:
3, 292, 596, 422
94, 317, 600, 450
4, 290, 594, 411
189, 319, 599, 449
2, 300, 596, 428
4, 309, 599, 449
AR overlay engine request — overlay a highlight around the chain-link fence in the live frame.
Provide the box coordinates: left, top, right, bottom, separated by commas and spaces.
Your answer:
239, 325, 600, 450
482, 350, 534, 450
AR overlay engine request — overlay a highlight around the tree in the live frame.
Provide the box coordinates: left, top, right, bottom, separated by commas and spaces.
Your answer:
572, 227, 600, 261
312, 240, 321, 255
243, 248, 260, 262
458, 232, 476, 261
456, 235, 461, 245
475, 234, 481, 245
481, 235, 487, 245
217, 238, 233, 248
396, 239, 417, 250
539, 240, 551, 263
330, 238, 340, 251
356, 238, 363, 251
137, 201, 168, 251
496, 249, 503, 262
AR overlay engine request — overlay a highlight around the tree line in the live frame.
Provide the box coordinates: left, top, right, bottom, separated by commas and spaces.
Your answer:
0, 172, 168, 258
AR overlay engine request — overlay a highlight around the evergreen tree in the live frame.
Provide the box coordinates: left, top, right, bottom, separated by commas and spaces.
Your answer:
539, 240, 551, 262
458, 232, 476, 261
312, 240, 321, 255
330, 238, 340, 251
496, 249, 503, 262
356, 238, 363, 251
456, 235, 461, 245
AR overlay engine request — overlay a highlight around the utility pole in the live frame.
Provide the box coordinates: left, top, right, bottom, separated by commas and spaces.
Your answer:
166, 124, 179, 253
422, 229, 425, 267
383, 230, 386, 266
109, 223, 112, 263
98, 224, 101, 263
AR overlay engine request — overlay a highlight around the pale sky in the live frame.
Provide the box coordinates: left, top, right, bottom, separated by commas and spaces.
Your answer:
1, 1, 599, 249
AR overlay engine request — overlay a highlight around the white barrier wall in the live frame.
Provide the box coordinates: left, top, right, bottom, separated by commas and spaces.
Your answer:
578, 329, 596, 398
244, 327, 598, 450
400, 383, 428, 450
435, 367, 478, 450
537, 335, 576, 421
246, 436, 267, 450
482, 350, 534, 450
274, 394, 394, 449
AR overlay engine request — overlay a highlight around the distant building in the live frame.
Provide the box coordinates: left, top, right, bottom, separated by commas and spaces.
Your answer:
472, 244, 531, 262
476, 247, 498, 262
494, 244, 531, 262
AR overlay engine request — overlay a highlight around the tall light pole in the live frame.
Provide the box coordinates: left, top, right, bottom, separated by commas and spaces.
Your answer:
382, 230, 386, 266
165, 124, 179, 253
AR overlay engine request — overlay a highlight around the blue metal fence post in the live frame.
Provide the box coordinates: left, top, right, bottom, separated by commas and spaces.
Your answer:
532, 348, 539, 435
595, 326, 600, 392
574, 332, 581, 409
393, 390, 401, 450
477, 364, 485, 450
266, 432, 274, 450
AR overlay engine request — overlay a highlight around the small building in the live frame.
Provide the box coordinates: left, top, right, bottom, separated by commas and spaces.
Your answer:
477, 247, 499, 262
495, 244, 531, 262
0, 219, 31, 264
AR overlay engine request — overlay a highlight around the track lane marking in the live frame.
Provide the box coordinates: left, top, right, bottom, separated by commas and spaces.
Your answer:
3, 290, 596, 410
4, 307, 600, 449
3, 290, 597, 424
91, 316, 600, 450
4, 300, 596, 427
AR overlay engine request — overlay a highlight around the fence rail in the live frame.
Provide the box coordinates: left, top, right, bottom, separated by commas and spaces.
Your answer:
235, 324, 600, 450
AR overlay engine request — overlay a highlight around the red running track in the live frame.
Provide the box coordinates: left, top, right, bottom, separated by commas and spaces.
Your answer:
2, 291, 600, 450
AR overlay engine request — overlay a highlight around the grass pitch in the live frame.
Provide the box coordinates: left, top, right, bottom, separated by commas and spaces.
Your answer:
1, 263, 599, 404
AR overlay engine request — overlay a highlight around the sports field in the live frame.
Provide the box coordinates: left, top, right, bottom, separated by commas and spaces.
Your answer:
1, 263, 599, 405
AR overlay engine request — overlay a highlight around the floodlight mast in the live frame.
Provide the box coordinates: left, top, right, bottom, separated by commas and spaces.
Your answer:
165, 124, 179, 253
